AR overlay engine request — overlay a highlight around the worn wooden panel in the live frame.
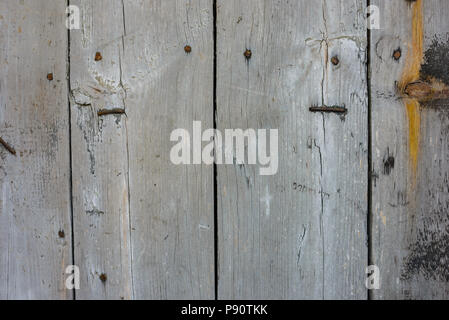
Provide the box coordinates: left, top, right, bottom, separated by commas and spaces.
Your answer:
69, 0, 133, 299
371, 0, 449, 299
217, 0, 368, 299
121, 0, 214, 299
0, 0, 72, 299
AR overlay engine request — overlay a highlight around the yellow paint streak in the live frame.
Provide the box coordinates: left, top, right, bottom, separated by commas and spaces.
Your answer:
405, 99, 420, 174
399, 0, 424, 180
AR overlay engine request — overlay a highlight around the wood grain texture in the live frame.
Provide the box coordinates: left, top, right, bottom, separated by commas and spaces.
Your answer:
0, 0, 72, 299
121, 0, 214, 299
216, 0, 368, 299
371, 0, 449, 299
2, 0, 449, 300
69, 0, 133, 299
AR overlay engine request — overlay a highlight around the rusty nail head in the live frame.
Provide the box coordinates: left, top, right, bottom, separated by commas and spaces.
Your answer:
331, 56, 339, 66
47, 73, 53, 81
95, 52, 102, 61
58, 230, 65, 238
393, 48, 402, 60
244, 49, 252, 59
99, 273, 107, 282
184, 45, 192, 53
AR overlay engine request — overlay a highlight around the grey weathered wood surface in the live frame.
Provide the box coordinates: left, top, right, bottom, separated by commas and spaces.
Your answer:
70, 0, 133, 299
371, 0, 449, 299
121, 0, 215, 299
1, 0, 449, 300
0, 0, 72, 299
70, 0, 215, 299
216, 0, 368, 299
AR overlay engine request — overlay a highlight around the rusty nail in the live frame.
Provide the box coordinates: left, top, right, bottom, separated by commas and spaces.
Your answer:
244, 49, 252, 59
99, 273, 107, 282
97, 108, 126, 117
309, 105, 347, 114
58, 230, 65, 238
393, 48, 402, 61
95, 52, 102, 61
47, 73, 53, 81
331, 56, 340, 66
0, 137, 16, 155
184, 45, 192, 53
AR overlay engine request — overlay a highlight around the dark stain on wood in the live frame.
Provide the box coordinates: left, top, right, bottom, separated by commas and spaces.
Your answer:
382, 149, 395, 175
401, 199, 449, 282
421, 37, 449, 85
86, 208, 105, 216
404, 37, 449, 105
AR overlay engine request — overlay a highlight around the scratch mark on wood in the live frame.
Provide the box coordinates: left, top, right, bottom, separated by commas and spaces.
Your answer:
297, 225, 307, 265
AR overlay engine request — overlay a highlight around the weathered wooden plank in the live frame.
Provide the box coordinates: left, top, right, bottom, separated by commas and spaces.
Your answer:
0, 0, 72, 299
371, 0, 449, 299
216, 0, 368, 299
121, 0, 214, 299
69, 0, 132, 299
